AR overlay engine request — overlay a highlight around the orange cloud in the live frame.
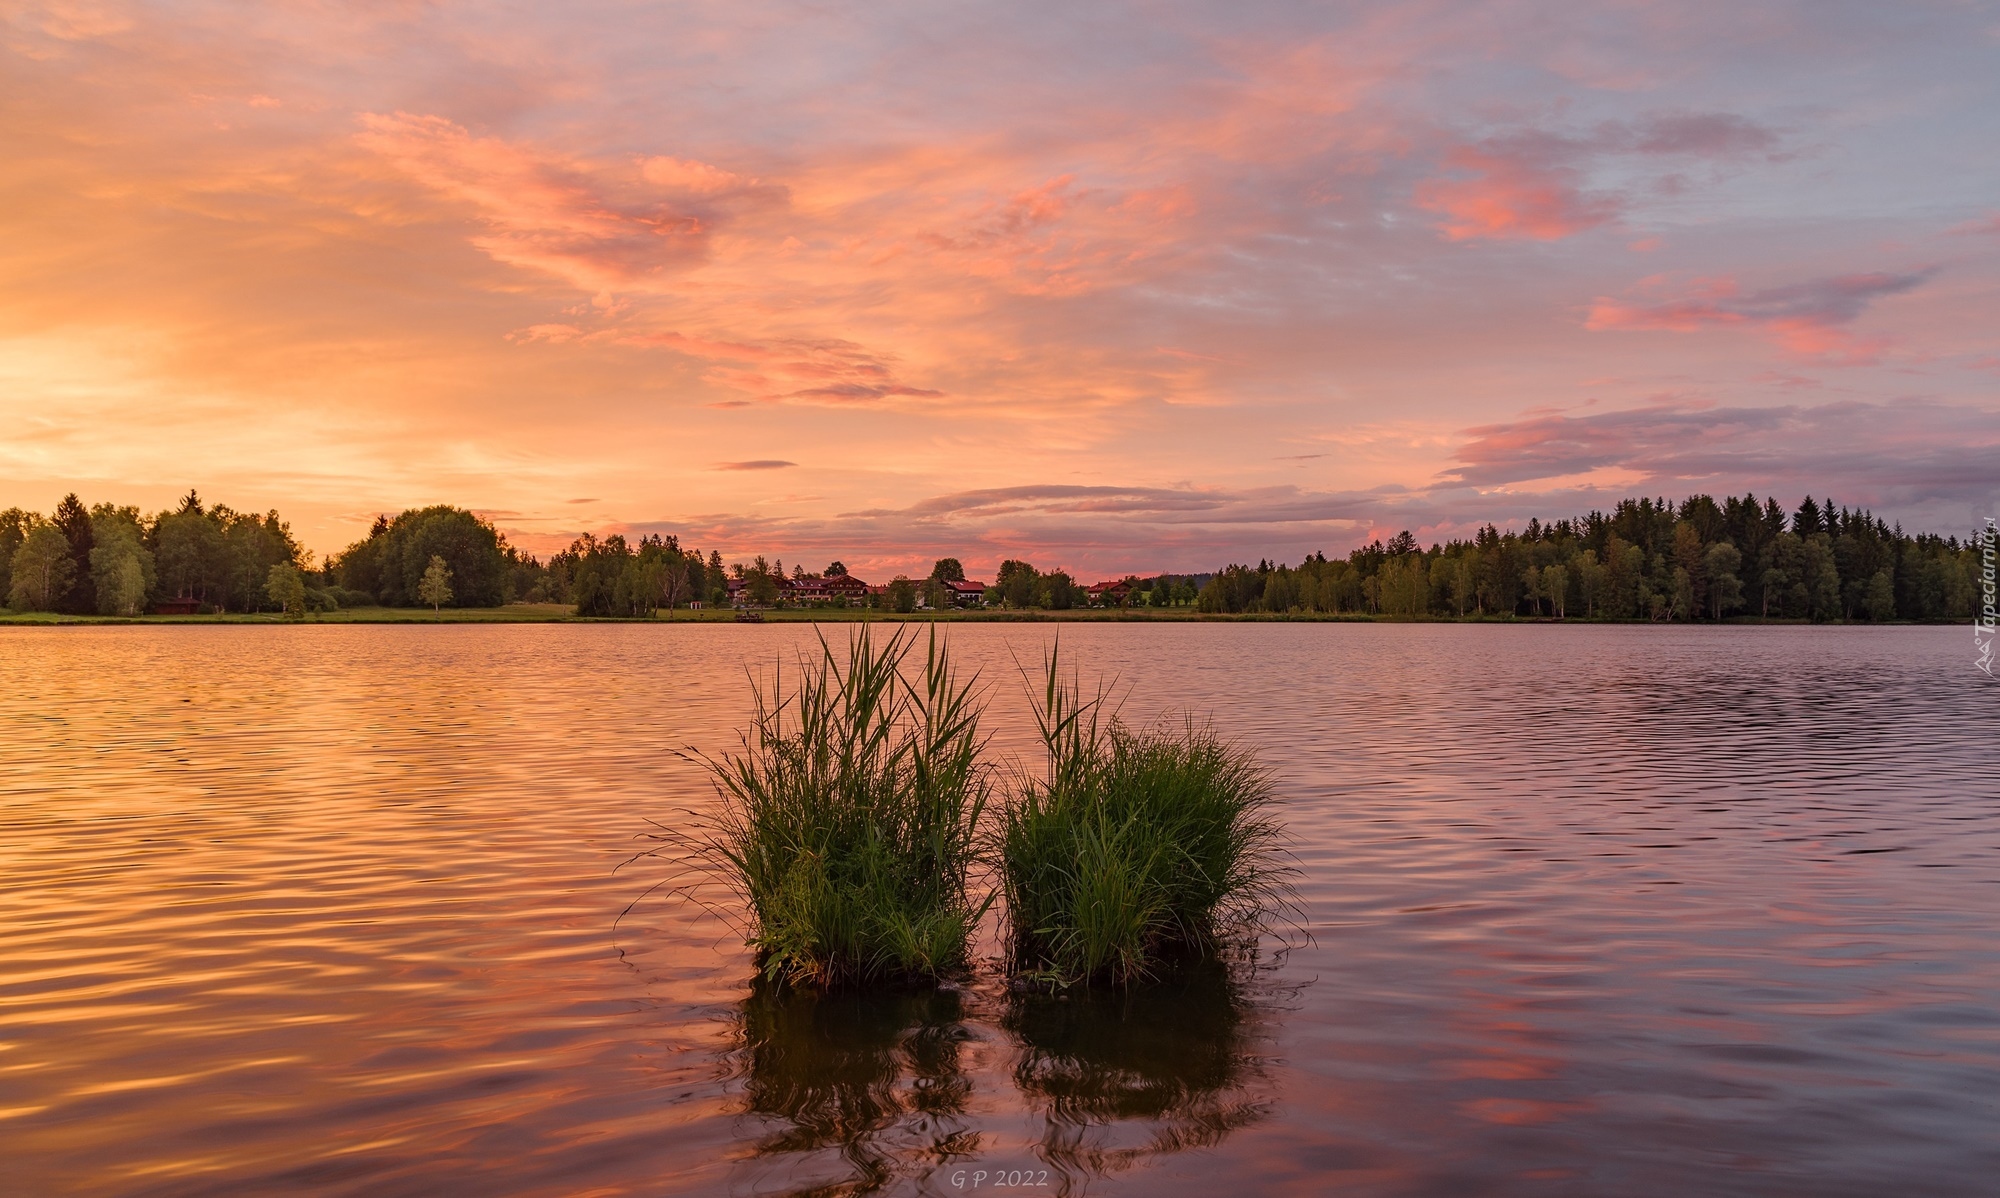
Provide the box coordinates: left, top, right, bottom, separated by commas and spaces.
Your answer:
355, 112, 777, 291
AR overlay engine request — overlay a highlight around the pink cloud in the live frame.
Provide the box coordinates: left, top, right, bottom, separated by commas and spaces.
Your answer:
1416, 146, 1617, 241
1585, 270, 1933, 364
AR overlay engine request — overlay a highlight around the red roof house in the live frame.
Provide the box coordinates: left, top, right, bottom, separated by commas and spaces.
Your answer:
943, 578, 988, 606
1086, 578, 1137, 606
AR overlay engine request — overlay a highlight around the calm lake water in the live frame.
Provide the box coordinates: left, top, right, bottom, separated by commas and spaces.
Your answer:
2, 623, 1995, 1197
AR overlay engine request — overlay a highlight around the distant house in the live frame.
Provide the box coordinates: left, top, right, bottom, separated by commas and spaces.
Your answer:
786, 575, 830, 602
151, 597, 200, 616
1087, 578, 1136, 606
943, 578, 987, 607
720, 569, 978, 608
824, 573, 869, 601
758, 573, 869, 604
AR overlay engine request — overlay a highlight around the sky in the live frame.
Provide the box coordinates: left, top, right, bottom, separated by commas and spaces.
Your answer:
3, 0, 1997, 579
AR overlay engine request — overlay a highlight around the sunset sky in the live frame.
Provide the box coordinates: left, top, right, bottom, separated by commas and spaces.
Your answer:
4, 0, 1997, 577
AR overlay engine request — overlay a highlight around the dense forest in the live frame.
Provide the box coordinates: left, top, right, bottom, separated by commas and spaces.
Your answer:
3, 491, 307, 616
1183, 495, 1986, 622
2, 490, 1988, 622
0, 493, 716, 618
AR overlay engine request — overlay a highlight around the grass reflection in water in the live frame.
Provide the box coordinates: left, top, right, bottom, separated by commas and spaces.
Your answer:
726, 961, 1283, 1196
1005, 961, 1280, 1192
730, 980, 981, 1195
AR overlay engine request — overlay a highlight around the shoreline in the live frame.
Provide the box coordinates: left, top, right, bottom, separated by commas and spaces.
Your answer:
0, 604, 1956, 627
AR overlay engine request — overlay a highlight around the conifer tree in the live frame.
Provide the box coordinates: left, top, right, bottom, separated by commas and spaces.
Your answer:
51, 493, 94, 614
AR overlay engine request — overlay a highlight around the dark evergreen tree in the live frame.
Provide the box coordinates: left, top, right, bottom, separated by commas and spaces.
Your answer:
51, 493, 95, 614
1794, 496, 1823, 537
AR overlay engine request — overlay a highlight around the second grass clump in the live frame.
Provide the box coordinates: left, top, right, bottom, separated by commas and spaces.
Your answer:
997, 649, 1291, 986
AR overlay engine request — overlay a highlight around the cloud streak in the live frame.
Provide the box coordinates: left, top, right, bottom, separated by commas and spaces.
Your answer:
1586, 270, 1935, 363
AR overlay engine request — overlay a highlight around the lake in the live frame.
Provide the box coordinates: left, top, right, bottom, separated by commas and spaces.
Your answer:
2, 623, 1995, 1196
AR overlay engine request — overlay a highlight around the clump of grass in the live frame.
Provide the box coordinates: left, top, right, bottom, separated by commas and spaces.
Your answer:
998, 648, 1290, 985
699, 626, 992, 988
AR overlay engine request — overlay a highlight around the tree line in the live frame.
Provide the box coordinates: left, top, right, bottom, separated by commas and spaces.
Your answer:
4, 489, 1986, 621
0, 494, 538, 617
1185, 494, 1985, 622
3, 491, 306, 615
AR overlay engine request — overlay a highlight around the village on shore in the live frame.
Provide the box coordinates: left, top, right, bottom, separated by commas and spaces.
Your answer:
708, 561, 1170, 613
